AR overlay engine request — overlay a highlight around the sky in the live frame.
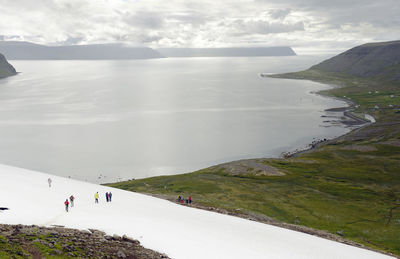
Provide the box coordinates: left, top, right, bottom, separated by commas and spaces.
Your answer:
0, 0, 399, 54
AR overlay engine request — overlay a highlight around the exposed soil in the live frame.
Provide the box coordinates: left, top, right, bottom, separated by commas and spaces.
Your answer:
213, 159, 285, 176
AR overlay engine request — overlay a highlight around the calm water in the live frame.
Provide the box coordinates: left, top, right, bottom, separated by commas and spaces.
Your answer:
0, 56, 348, 183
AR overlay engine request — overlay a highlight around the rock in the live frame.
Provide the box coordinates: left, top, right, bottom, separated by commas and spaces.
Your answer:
113, 234, 121, 240
52, 249, 62, 255
117, 250, 126, 258
122, 235, 138, 244
104, 235, 113, 240
80, 229, 91, 235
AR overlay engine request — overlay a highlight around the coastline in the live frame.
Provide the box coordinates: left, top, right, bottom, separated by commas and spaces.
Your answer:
106, 75, 400, 257
281, 86, 374, 158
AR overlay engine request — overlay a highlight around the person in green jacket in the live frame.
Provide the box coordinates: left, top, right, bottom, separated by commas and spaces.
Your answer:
94, 192, 99, 203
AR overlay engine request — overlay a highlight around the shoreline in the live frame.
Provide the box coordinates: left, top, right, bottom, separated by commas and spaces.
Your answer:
281, 88, 374, 158
120, 80, 393, 257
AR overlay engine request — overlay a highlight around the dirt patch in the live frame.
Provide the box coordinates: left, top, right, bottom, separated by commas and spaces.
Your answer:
382, 139, 400, 146
340, 145, 377, 152
213, 159, 285, 176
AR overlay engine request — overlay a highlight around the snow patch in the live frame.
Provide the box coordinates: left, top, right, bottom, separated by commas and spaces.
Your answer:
0, 164, 394, 259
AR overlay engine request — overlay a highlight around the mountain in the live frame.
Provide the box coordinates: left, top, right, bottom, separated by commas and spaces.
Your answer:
0, 41, 164, 60
0, 53, 17, 78
0, 163, 393, 259
310, 40, 400, 82
157, 47, 296, 57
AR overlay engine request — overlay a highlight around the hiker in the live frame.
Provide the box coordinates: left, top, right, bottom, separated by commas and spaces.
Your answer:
48, 178, 52, 187
106, 192, 109, 202
94, 192, 99, 203
189, 196, 192, 204
177, 195, 182, 202
109, 192, 112, 202
64, 199, 69, 212
69, 195, 75, 207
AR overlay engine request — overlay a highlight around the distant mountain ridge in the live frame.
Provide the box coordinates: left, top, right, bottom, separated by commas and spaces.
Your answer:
157, 47, 296, 57
0, 41, 297, 60
0, 41, 163, 60
310, 40, 400, 82
0, 53, 17, 78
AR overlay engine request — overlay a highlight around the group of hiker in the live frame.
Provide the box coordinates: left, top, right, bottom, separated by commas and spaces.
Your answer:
49, 178, 114, 212
177, 195, 192, 205
94, 191, 113, 203
64, 195, 75, 212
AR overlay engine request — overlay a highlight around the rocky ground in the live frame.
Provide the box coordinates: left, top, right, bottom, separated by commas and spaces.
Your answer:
0, 224, 169, 258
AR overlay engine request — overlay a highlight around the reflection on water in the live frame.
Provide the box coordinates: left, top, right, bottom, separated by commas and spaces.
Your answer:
0, 56, 348, 183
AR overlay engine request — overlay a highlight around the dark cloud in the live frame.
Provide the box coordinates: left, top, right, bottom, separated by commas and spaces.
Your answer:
268, 8, 291, 20
231, 19, 304, 35
123, 11, 165, 29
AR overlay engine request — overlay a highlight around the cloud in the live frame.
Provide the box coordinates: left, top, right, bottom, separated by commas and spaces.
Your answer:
123, 11, 165, 29
268, 8, 291, 20
0, 0, 398, 53
231, 19, 304, 35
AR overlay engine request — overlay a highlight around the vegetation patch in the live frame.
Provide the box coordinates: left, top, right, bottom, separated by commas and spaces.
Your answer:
108, 67, 400, 257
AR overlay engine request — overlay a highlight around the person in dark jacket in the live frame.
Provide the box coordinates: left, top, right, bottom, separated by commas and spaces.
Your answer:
64, 199, 69, 212
109, 192, 112, 202
106, 192, 109, 202
69, 195, 75, 207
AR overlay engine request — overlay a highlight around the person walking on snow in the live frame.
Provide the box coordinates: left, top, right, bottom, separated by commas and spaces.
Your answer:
69, 195, 75, 207
64, 199, 69, 212
106, 192, 109, 202
94, 192, 99, 203
109, 192, 112, 202
48, 178, 52, 187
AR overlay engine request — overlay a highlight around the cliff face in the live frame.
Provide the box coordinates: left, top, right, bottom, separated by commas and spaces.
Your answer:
0, 53, 17, 78
311, 40, 400, 82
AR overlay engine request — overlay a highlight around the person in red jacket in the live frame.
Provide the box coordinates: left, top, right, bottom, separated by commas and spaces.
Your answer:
64, 199, 70, 212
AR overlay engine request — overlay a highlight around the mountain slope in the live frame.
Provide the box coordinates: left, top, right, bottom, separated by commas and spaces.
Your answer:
310, 40, 400, 82
0, 164, 394, 259
0, 53, 17, 78
0, 41, 163, 60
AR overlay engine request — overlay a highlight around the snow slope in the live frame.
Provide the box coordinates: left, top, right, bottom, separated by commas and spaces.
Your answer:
0, 164, 395, 259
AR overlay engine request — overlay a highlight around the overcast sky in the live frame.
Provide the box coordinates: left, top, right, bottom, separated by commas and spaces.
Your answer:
0, 0, 399, 54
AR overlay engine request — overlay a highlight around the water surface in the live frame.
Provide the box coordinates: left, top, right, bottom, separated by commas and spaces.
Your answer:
0, 56, 348, 182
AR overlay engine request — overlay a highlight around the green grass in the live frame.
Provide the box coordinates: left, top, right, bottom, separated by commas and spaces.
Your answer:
108, 69, 400, 256
0, 232, 84, 258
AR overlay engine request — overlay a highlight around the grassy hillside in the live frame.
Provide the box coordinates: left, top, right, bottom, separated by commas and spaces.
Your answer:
307, 40, 400, 83
108, 44, 400, 256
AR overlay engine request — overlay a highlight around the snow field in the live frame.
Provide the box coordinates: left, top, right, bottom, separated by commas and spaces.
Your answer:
0, 164, 395, 259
